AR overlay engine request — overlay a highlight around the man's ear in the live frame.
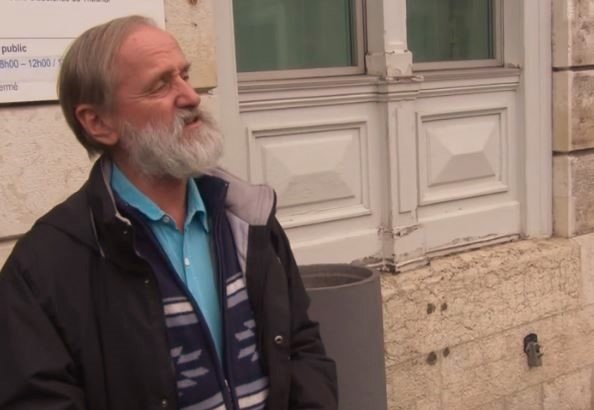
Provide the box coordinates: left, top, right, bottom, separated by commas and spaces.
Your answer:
74, 104, 119, 147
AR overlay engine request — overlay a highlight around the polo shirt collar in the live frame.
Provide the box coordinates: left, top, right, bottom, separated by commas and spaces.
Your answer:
110, 163, 209, 232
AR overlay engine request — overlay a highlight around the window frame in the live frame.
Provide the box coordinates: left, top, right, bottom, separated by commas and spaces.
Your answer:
411, 0, 504, 71
236, 0, 366, 81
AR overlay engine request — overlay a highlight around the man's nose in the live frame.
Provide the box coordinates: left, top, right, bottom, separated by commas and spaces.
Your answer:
175, 78, 201, 108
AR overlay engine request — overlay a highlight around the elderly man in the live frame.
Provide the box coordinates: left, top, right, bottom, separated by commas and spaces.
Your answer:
0, 15, 337, 410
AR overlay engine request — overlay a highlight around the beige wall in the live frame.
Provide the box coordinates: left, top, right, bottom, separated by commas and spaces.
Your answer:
553, 0, 594, 237
0, 0, 216, 266
383, 236, 594, 409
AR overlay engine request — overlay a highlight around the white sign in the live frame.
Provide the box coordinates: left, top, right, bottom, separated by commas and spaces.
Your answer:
0, 0, 165, 103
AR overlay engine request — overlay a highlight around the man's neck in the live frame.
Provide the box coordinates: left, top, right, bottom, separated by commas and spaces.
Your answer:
113, 158, 188, 230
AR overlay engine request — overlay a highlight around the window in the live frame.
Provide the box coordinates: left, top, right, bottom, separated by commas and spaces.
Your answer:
233, 0, 364, 79
407, 0, 500, 69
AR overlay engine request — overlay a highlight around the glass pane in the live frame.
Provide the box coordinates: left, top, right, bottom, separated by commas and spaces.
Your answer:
233, 0, 356, 72
406, 0, 495, 63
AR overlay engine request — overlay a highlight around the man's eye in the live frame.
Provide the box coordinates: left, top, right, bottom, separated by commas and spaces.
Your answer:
152, 81, 169, 92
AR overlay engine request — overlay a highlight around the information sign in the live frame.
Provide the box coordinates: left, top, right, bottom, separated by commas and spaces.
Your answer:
0, 0, 165, 103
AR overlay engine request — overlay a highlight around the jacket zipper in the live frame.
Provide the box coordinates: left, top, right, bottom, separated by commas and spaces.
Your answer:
132, 221, 235, 410
213, 194, 241, 410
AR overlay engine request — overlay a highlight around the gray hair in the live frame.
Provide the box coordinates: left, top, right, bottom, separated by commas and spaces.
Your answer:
57, 15, 156, 157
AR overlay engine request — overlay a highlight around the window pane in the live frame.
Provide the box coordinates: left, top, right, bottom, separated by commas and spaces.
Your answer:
407, 0, 495, 63
233, 0, 356, 72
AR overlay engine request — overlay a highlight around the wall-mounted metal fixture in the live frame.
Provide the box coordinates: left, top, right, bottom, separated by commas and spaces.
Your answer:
523, 333, 543, 368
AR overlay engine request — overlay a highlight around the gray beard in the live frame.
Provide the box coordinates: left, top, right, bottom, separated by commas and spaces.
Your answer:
119, 108, 223, 179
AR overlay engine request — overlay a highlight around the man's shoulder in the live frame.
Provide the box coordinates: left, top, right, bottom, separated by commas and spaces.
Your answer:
202, 167, 276, 226
36, 186, 94, 243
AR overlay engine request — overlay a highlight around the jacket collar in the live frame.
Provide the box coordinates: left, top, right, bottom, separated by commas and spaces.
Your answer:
37, 155, 277, 271
85, 157, 277, 266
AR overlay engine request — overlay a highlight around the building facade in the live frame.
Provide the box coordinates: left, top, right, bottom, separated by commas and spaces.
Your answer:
2, 0, 594, 408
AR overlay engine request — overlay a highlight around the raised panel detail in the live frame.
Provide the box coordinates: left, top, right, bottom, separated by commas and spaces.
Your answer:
248, 120, 370, 227
417, 108, 509, 205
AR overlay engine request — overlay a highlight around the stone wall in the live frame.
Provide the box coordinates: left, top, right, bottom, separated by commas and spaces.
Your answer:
382, 236, 594, 409
553, 0, 594, 236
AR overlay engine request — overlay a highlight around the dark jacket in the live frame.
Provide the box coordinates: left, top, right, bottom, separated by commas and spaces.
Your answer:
0, 159, 337, 410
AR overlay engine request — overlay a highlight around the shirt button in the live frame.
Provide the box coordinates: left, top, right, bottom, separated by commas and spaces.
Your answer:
274, 335, 284, 345
184, 257, 191, 267
160, 398, 168, 407
163, 216, 170, 223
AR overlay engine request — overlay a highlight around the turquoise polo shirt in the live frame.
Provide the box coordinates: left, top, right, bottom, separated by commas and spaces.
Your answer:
110, 164, 222, 358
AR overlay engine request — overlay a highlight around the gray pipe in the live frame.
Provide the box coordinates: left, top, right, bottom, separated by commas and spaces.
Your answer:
300, 264, 388, 410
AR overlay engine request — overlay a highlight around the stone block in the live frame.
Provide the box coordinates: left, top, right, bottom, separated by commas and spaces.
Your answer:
385, 355, 441, 410
553, 0, 594, 68
553, 70, 594, 152
440, 327, 530, 409
553, 152, 594, 236
439, 305, 594, 409
543, 368, 592, 410
572, 153, 594, 235
0, 105, 90, 239
478, 399, 506, 410
553, 155, 574, 237
382, 239, 580, 364
572, 233, 594, 305
165, 0, 217, 89
505, 385, 542, 410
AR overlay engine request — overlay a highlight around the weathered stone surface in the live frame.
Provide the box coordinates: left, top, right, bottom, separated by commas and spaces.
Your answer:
382, 239, 580, 365
553, 152, 594, 236
476, 399, 506, 410
505, 385, 542, 410
553, 155, 574, 237
572, 233, 594, 304
165, 0, 216, 89
543, 368, 592, 410
0, 105, 90, 239
385, 355, 441, 410
553, 70, 594, 152
571, 153, 594, 235
439, 305, 594, 409
553, 0, 594, 68
381, 238, 594, 409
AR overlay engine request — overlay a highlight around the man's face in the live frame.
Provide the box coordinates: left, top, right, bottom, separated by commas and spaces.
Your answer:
108, 25, 222, 178
111, 25, 200, 132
